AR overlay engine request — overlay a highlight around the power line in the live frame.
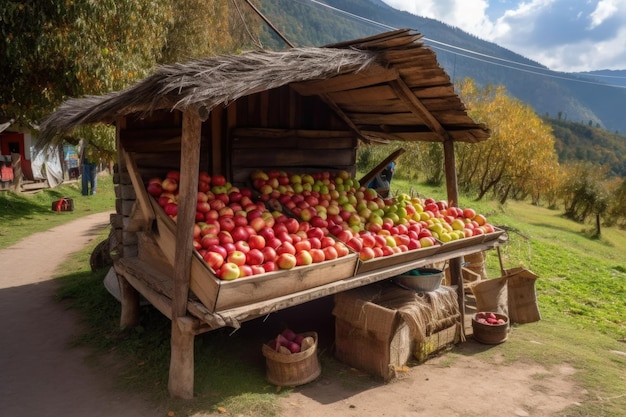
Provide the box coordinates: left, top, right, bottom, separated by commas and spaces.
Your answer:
299, 0, 626, 88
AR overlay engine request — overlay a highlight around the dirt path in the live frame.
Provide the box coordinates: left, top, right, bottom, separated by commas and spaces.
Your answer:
0, 212, 164, 417
0, 212, 585, 417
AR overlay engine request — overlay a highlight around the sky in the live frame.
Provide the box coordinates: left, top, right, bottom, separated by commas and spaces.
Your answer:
381, 0, 626, 73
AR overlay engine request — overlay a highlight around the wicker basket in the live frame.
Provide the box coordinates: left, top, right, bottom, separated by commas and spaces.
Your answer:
472, 312, 509, 344
262, 331, 321, 386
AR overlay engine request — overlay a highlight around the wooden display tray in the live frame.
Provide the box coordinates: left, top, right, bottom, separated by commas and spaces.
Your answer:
148, 197, 359, 312
356, 244, 441, 274
436, 227, 505, 254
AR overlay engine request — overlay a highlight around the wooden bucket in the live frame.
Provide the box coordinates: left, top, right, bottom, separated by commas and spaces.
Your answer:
472, 313, 509, 344
262, 331, 321, 386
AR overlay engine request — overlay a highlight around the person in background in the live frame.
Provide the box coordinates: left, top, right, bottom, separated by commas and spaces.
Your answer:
368, 161, 396, 197
79, 138, 98, 195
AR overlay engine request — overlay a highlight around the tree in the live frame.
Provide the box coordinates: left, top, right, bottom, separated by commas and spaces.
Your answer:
1, 0, 262, 163
1, 1, 173, 125
455, 78, 562, 204
607, 178, 626, 228
560, 162, 611, 234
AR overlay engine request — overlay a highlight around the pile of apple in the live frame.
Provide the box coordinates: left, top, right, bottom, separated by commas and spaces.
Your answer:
266, 328, 315, 354
146, 170, 351, 280
249, 169, 498, 262
474, 312, 507, 326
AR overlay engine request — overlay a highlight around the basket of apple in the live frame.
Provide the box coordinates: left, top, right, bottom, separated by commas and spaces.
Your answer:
262, 328, 321, 386
472, 311, 509, 344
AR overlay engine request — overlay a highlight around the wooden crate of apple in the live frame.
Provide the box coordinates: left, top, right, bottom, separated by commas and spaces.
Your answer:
249, 169, 499, 264
145, 170, 353, 281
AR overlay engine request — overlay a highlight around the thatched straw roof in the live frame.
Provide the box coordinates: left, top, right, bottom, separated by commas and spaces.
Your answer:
39, 28, 489, 144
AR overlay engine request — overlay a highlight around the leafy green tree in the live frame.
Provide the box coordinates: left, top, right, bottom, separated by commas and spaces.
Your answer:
1, 0, 262, 163
607, 178, 626, 228
1, 1, 173, 125
560, 162, 611, 234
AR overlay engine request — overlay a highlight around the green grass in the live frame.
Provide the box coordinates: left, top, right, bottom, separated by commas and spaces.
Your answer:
0, 174, 116, 248
3, 176, 626, 416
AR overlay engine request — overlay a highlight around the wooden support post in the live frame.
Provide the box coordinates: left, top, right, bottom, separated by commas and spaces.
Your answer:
11, 153, 22, 192
118, 275, 140, 329
168, 110, 202, 399
443, 138, 465, 336
168, 317, 196, 399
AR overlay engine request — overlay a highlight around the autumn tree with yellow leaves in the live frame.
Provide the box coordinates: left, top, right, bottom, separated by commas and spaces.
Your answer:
455, 79, 563, 205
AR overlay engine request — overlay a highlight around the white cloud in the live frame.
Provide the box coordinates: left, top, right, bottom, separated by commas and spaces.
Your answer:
381, 0, 626, 71
589, 0, 618, 29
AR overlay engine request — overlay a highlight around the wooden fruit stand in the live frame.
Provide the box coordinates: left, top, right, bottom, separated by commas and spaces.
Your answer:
40, 29, 499, 398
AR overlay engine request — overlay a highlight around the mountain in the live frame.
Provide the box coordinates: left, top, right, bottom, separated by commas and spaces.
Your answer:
256, 0, 626, 134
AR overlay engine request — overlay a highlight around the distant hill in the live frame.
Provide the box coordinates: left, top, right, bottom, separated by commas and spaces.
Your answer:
543, 118, 626, 177
256, 0, 626, 134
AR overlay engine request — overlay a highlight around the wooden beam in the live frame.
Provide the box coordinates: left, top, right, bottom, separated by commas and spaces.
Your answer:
168, 110, 202, 400
172, 111, 202, 318
388, 79, 450, 140
443, 137, 465, 337
317, 93, 371, 143
122, 150, 155, 229
291, 66, 399, 96
168, 317, 196, 399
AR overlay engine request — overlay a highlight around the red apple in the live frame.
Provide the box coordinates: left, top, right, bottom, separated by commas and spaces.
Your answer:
212, 174, 226, 186
293, 240, 311, 253
334, 242, 350, 257
238, 264, 253, 277
227, 250, 246, 266
262, 246, 277, 262
218, 230, 234, 245
248, 234, 266, 250
199, 171, 211, 184
308, 237, 322, 249
231, 226, 250, 242
276, 253, 297, 270
323, 246, 338, 260
218, 262, 240, 280
161, 178, 178, 192
234, 240, 250, 254
207, 244, 227, 259
284, 218, 300, 234
361, 233, 376, 248
263, 261, 277, 273
407, 239, 421, 250
203, 251, 224, 271
222, 242, 236, 254
320, 236, 336, 248
146, 182, 163, 197
295, 250, 313, 266
201, 234, 220, 249
346, 237, 363, 252
266, 237, 283, 250
308, 248, 324, 263
249, 217, 267, 233
246, 248, 264, 265
359, 247, 376, 261
218, 216, 235, 232
276, 241, 296, 256
164, 202, 178, 217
